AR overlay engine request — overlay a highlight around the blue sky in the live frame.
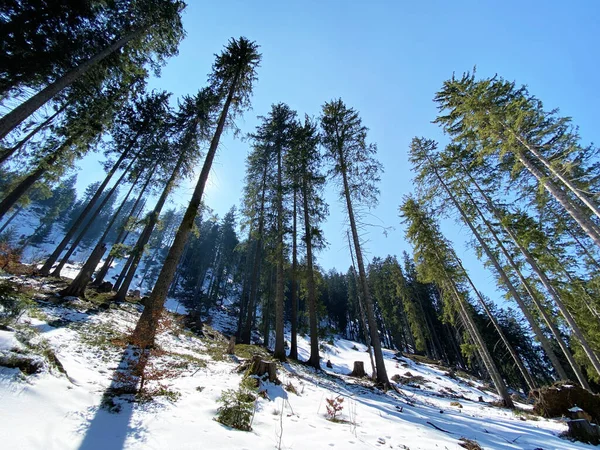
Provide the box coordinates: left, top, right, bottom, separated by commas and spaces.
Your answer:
80, 0, 599, 301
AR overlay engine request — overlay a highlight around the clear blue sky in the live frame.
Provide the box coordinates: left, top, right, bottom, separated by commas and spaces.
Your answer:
81, 0, 600, 301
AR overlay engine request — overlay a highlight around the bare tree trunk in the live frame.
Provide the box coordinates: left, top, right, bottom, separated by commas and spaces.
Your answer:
241, 162, 269, 344
0, 205, 22, 234
273, 137, 286, 361
347, 230, 376, 377
515, 149, 600, 249
508, 127, 600, 221
454, 254, 537, 391
93, 172, 151, 285
428, 156, 571, 383
303, 177, 320, 369
52, 152, 138, 277
62, 171, 141, 293
131, 71, 241, 348
0, 139, 71, 220
463, 167, 600, 378
0, 104, 66, 164
289, 189, 298, 360
337, 149, 389, 386
40, 139, 138, 275
0, 27, 147, 140
114, 150, 186, 302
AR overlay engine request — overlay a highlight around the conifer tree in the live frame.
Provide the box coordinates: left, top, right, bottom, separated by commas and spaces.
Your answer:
320, 99, 389, 387
131, 37, 261, 348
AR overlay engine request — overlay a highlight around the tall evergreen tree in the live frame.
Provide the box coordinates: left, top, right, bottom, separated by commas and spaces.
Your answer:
320, 99, 389, 387
131, 37, 261, 348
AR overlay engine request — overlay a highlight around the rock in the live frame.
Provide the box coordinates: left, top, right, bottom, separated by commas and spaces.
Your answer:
130, 290, 141, 300
326, 360, 332, 368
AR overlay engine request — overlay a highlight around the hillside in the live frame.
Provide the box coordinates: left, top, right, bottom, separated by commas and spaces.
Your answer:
0, 271, 590, 450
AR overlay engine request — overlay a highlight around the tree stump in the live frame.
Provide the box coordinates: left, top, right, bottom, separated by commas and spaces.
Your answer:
350, 361, 366, 377
567, 419, 600, 445
227, 336, 236, 355
249, 355, 278, 383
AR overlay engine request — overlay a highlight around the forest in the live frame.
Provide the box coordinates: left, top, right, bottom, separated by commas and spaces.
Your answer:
1, 1, 600, 449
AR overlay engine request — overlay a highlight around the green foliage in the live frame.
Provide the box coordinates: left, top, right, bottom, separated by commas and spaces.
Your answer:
0, 281, 34, 326
215, 387, 256, 431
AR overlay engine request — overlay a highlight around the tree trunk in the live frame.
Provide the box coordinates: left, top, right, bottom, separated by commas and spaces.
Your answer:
0, 27, 147, 141
52, 152, 138, 277
40, 140, 137, 275
131, 71, 241, 348
60, 244, 106, 298
515, 149, 600, 249
347, 230, 376, 377
455, 254, 537, 391
114, 151, 186, 302
289, 189, 298, 360
64, 172, 141, 293
448, 177, 591, 390
442, 263, 514, 408
93, 176, 151, 286
303, 177, 320, 369
463, 168, 600, 379
429, 157, 572, 383
0, 205, 22, 235
273, 135, 286, 362
0, 104, 66, 165
338, 150, 389, 387
509, 127, 600, 221
0, 140, 70, 220
241, 163, 269, 344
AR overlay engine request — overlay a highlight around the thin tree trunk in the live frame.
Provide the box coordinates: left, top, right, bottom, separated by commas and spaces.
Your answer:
463, 167, 600, 378
0, 27, 147, 140
114, 150, 186, 302
52, 153, 139, 276
62, 171, 141, 294
40, 139, 138, 275
303, 177, 320, 369
273, 138, 286, 361
0, 104, 66, 164
131, 71, 241, 348
428, 155, 571, 382
454, 254, 537, 391
439, 257, 513, 407
338, 150, 389, 386
347, 230, 376, 377
508, 127, 600, 221
515, 149, 600, 249
93, 177, 150, 286
0, 139, 71, 220
0, 205, 22, 234
241, 162, 268, 344
289, 189, 298, 360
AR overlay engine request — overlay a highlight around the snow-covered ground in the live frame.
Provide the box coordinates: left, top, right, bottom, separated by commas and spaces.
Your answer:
0, 274, 592, 450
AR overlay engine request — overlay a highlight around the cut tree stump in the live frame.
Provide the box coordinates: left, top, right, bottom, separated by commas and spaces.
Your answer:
350, 361, 366, 377
227, 336, 236, 355
567, 419, 600, 445
249, 355, 278, 383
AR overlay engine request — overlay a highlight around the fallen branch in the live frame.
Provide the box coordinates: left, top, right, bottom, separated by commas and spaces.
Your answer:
426, 421, 454, 434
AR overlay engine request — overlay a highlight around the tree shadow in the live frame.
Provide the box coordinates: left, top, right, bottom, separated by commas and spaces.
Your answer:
77, 347, 148, 450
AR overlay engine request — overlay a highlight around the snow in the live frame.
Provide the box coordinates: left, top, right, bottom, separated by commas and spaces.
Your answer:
0, 330, 24, 351
0, 281, 592, 450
